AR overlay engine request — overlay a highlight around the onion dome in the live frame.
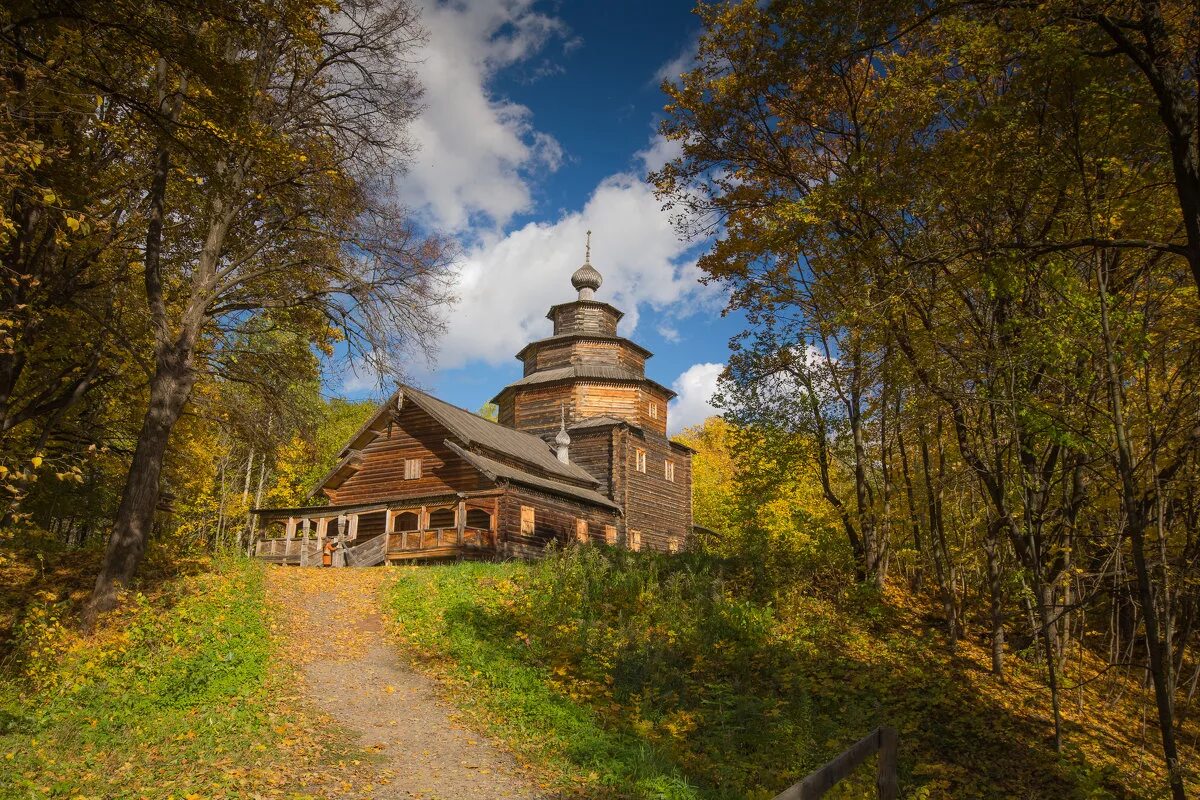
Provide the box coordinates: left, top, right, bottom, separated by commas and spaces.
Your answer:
554, 404, 571, 462
571, 263, 603, 294
571, 230, 602, 299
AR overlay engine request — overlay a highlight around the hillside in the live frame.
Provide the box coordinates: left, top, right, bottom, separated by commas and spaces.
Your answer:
1, 539, 1195, 799
384, 547, 1197, 800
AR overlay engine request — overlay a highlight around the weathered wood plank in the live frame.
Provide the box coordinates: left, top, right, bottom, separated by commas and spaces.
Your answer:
772, 727, 898, 800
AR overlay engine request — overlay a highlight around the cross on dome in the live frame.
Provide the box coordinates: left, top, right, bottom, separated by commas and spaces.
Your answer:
571, 229, 603, 300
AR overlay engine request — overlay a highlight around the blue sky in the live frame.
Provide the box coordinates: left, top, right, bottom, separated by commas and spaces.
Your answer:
335, 0, 739, 433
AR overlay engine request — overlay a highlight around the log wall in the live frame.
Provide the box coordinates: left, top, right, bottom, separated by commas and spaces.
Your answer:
523, 339, 647, 375
617, 428, 693, 552
498, 485, 621, 559
550, 302, 620, 336
566, 427, 615, 495
325, 404, 485, 505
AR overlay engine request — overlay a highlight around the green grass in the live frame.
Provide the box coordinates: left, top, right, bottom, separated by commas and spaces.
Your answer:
0, 557, 309, 799
385, 546, 1188, 800
387, 558, 700, 799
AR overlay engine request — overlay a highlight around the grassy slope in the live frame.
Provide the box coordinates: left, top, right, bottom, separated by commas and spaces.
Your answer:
384, 547, 1195, 800
0, 553, 338, 799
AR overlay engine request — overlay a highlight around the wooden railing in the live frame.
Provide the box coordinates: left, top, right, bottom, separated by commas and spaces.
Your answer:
254, 538, 320, 563
772, 727, 898, 800
386, 526, 494, 553
345, 535, 388, 567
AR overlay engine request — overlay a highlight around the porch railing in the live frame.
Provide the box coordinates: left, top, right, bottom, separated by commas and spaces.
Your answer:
253, 538, 320, 563
386, 526, 494, 553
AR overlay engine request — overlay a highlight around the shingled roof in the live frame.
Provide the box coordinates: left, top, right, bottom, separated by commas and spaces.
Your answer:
323, 384, 600, 497
443, 440, 620, 510
514, 332, 652, 362
490, 365, 677, 403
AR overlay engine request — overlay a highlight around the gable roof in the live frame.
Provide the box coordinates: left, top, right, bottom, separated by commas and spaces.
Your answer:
443, 440, 619, 510
398, 385, 599, 485
319, 384, 600, 498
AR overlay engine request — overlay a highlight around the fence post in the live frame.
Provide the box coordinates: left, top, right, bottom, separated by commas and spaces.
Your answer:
876, 727, 898, 800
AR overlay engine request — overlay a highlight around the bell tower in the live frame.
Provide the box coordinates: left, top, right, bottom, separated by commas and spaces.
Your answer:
491, 234, 676, 440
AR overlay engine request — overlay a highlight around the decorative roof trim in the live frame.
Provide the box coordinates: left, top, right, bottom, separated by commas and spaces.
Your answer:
544, 299, 625, 322
316, 383, 600, 498
490, 368, 678, 403
514, 332, 653, 362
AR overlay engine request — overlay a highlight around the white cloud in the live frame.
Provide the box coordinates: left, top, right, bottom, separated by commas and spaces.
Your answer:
435, 170, 711, 368
400, 1, 571, 232
636, 134, 683, 174
652, 36, 699, 87
668, 361, 724, 434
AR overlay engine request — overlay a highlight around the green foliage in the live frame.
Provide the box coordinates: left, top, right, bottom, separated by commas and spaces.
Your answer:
387, 558, 701, 799
0, 557, 299, 797
387, 549, 1167, 799
267, 397, 377, 506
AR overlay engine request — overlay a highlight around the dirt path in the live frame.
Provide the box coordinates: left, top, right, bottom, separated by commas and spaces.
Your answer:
266, 566, 548, 800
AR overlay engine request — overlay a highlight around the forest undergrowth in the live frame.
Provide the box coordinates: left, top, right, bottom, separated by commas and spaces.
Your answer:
386, 546, 1197, 800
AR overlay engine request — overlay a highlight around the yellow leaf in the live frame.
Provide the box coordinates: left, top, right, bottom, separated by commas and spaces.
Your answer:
65, 217, 80, 232
42, 191, 57, 204
30, 456, 42, 468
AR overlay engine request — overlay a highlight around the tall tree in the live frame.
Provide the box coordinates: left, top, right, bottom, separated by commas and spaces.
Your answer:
82, 0, 453, 615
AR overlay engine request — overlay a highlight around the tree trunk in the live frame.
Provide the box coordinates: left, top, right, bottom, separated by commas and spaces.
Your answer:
984, 523, 1005, 677
896, 408, 924, 592
1036, 579, 1064, 752
1095, 256, 1187, 799
88, 349, 195, 617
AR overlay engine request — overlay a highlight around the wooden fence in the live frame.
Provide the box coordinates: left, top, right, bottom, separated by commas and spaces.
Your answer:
772, 727, 898, 800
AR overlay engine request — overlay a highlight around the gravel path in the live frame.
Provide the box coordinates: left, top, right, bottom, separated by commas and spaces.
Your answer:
267, 566, 548, 800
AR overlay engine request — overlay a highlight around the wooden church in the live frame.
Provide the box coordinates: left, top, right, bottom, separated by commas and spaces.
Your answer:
253, 244, 693, 565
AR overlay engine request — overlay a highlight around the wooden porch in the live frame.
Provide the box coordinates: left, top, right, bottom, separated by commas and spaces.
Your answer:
252, 493, 501, 567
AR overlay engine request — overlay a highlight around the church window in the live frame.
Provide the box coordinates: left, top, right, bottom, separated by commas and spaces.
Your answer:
575, 518, 588, 542
635, 448, 646, 473
668, 536, 680, 554
648, 401, 659, 420
604, 525, 617, 545
520, 505, 536, 536
404, 458, 422, 480
630, 530, 642, 551
664, 460, 675, 482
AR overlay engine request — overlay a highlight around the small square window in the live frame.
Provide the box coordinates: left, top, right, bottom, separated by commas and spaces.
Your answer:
404, 458, 422, 480
604, 525, 617, 545
520, 505, 536, 535
630, 530, 642, 552
575, 518, 588, 543
635, 449, 646, 473
664, 460, 675, 482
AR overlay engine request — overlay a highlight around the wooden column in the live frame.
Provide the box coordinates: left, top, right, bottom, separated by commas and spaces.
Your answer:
300, 518, 311, 566
492, 498, 500, 550
384, 509, 395, 555
285, 516, 297, 539
456, 499, 466, 544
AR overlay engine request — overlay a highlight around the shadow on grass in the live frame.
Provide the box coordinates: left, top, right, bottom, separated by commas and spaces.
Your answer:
0, 532, 211, 662
397, 553, 1141, 800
